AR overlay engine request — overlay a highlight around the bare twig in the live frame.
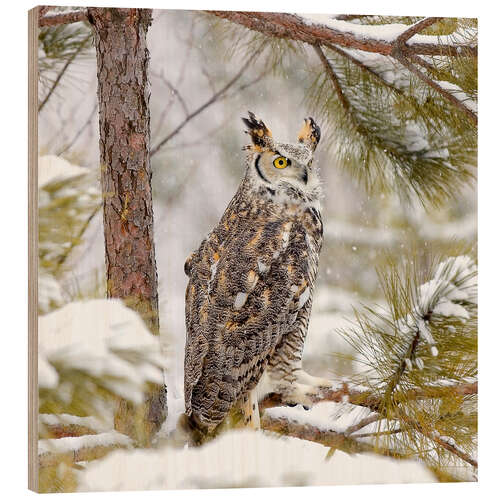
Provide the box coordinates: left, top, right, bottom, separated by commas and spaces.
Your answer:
150, 47, 262, 157
151, 70, 189, 117
209, 11, 476, 57
38, 33, 92, 112
39, 8, 88, 27
345, 413, 381, 436
57, 102, 97, 155
353, 428, 404, 439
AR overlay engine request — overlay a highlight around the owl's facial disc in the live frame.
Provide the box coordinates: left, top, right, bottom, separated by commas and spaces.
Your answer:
253, 149, 311, 189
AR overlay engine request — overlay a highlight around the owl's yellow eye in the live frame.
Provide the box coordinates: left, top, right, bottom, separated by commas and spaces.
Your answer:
273, 156, 289, 169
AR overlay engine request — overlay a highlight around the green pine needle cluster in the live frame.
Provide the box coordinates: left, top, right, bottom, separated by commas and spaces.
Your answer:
340, 252, 477, 479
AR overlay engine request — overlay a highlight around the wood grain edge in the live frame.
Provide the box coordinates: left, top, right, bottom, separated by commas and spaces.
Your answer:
28, 5, 39, 493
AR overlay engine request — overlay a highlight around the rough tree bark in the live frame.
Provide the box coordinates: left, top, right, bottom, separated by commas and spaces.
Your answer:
88, 7, 165, 445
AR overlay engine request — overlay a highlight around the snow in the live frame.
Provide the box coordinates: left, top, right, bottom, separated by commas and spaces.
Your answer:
436, 80, 477, 113
418, 255, 477, 316
298, 15, 473, 48
402, 121, 430, 153
38, 270, 64, 314
76, 430, 435, 491
265, 401, 374, 434
340, 48, 411, 89
38, 430, 132, 456
38, 155, 88, 188
38, 354, 59, 389
38, 299, 165, 404
391, 255, 476, 361
433, 301, 469, 319
313, 285, 359, 313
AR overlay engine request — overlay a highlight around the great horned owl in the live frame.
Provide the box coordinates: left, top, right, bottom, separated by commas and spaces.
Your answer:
183, 112, 328, 434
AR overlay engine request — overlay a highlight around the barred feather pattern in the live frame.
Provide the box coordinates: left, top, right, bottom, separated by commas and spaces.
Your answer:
184, 172, 323, 431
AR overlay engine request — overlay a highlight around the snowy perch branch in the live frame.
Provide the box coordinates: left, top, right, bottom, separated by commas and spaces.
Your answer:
260, 380, 477, 413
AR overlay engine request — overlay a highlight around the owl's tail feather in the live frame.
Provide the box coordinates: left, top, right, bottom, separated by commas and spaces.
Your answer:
177, 413, 214, 447
178, 393, 261, 446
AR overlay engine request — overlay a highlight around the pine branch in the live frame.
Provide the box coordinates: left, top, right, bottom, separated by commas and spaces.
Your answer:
323, 42, 404, 95
313, 45, 350, 112
397, 411, 477, 468
39, 9, 88, 27
262, 412, 411, 460
392, 49, 477, 125
394, 17, 443, 45
208, 11, 477, 57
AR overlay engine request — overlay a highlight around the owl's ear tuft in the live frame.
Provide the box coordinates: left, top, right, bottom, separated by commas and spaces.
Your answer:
242, 111, 273, 151
297, 117, 321, 152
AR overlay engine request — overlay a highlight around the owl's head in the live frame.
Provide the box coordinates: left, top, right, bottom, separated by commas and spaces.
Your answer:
242, 112, 321, 196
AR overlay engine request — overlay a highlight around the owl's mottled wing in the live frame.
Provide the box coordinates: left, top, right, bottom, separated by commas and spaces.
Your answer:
184, 218, 311, 429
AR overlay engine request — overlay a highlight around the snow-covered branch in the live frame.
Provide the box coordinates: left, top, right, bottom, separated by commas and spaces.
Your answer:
209, 12, 477, 57
38, 431, 132, 468
260, 380, 477, 412
393, 50, 477, 124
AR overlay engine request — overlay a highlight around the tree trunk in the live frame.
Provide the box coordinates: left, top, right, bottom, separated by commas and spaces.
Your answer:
89, 7, 159, 333
88, 7, 165, 444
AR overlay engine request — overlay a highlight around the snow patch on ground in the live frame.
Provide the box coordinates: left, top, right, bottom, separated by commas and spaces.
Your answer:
76, 430, 435, 491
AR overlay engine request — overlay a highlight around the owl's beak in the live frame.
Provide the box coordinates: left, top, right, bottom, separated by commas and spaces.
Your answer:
301, 166, 309, 184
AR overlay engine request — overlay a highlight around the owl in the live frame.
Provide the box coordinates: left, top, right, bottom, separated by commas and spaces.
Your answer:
183, 112, 329, 435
